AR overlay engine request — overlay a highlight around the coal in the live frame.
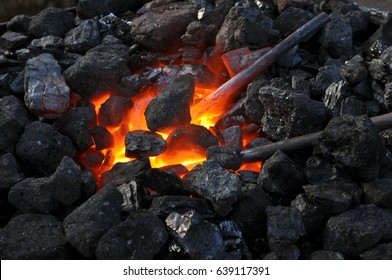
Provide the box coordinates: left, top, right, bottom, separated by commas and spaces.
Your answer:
309, 250, 344, 260
64, 18, 101, 54
323, 204, 392, 256
0, 153, 24, 193
24, 53, 70, 119
206, 146, 242, 170
28, 35, 64, 54
28, 7, 75, 39
244, 80, 265, 124
63, 185, 123, 258
125, 130, 166, 157
360, 243, 392, 260
9, 71, 24, 95
221, 125, 242, 147
64, 37, 129, 98
112, 74, 148, 98
291, 193, 325, 234
166, 210, 225, 259
305, 156, 352, 185
362, 179, 392, 208
0, 73, 14, 97
145, 168, 191, 196
324, 80, 351, 116
98, 96, 133, 127
0, 95, 31, 154
81, 169, 98, 199
181, 21, 219, 50
16, 121, 75, 177
341, 54, 368, 84
257, 150, 306, 196
0, 31, 28, 49
368, 59, 390, 84
77, 0, 146, 19
0, 214, 68, 259
313, 115, 385, 182
273, 7, 314, 38
145, 73, 194, 131
381, 128, 392, 153
116, 181, 145, 212
7, 15, 31, 34
245, 137, 272, 149
185, 159, 241, 216
262, 243, 300, 260
259, 87, 330, 141
8, 157, 82, 214
311, 64, 343, 100
385, 83, 392, 110
91, 126, 115, 150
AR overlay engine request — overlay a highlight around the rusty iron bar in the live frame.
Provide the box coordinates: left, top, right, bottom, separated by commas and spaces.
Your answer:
191, 12, 331, 120
240, 112, 392, 163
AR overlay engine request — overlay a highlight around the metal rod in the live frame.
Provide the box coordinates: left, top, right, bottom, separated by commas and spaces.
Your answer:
241, 112, 392, 163
191, 12, 330, 120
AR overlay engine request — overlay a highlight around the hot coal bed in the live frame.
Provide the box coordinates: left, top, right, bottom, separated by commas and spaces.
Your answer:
1, 0, 392, 260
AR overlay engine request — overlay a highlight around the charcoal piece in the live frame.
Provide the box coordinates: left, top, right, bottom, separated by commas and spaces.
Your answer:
0, 95, 31, 154
291, 75, 310, 95
257, 150, 306, 196
81, 169, 97, 199
0, 153, 24, 193
0, 214, 68, 259
16, 122, 75, 177
146, 168, 191, 196
166, 210, 225, 259
259, 87, 330, 141
273, 7, 314, 38
77, 0, 146, 19
24, 53, 70, 119
91, 126, 115, 150
0, 31, 28, 49
117, 181, 145, 212
63, 185, 123, 258
145, 73, 194, 131
305, 156, 351, 185
131, 3, 197, 51
319, 14, 352, 58
112, 74, 147, 98
323, 204, 392, 256
221, 125, 242, 147
245, 137, 272, 149
360, 243, 392, 260
64, 38, 129, 98
368, 59, 390, 84
99, 13, 134, 44
98, 96, 133, 127
291, 194, 325, 234
324, 80, 351, 116
206, 146, 241, 170
341, 54, 368, 84
99, 156, 151, 188
312, 64, 342, 100
28, 7, 74, 38
181, 21, 219, 49
362, 179, 392, 208
9, 71, 24, 95
96, 210, 168, 259
313, 115, 385, 182
150, 196, 214, 218
245, 80, 265, 124
309, 250, 344, 260
64, 18, 101, 54
7, 15, 31, 34
8, 157, 82, 214
125, 130, 166, 157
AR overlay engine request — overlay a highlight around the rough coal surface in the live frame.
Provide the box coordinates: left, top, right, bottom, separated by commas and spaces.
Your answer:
312, 64, 343, 100
323, 204, 392, 256
98, 96, 133, 127
145, 73, 194, 131
96, 211, 168, 259
0, 31, 28, 49
291, 193, 325, 234
314, 115, 385, 182
185, 159, 241, 216
16, 121, 75, 177
309, 250, 344, 260
8, 157, 81, 213
146, 168, 191, 196
221, 125, 242, 147
245, 80, 265, 124
91, 126, 114, 150
77, 0, 147, 19
273, 7, 314, 38
0, 214, 68, 259
360, 243, 392, 260
64, 18, 101, 54
206, 146, 242, 170
125, 130, 166, 157
7, 15, 31, 34
324, 80, 351, 116
341, 54, 368, 84
259, 87, 330, 141
0, 153, 24, 193
81, 169, 98, 199
63, 185, 123, 258
305, 156, 352, 185
362, 179, 392, 208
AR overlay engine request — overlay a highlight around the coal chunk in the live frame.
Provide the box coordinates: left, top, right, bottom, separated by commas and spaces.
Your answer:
305, 156, 352, 185
146, 168, 191, 196
312, 64, 343, 100
96, 211, 168, 259
291, 194, 325, 234
368, 59, 390, 84
112, 74, 148, 98
206, 146, 242, 170
341, 54, 368, 84
314, 115, 385, 182
64, 18, 101, 54
145, 73, 194, 131
28, 7, 75, 38
324, 80, 351, 116
77, 0, 146, 19
222, 125, 242, 147
259, 87, 330, 141
98, 96, 133, 127
16, 122, 75, 176
273, 7, 314, 38
245, 80, 265, 124
63, 185, 123, 258
8, 157, 81, 213
0, 153, 24, 193
309, 250, 344, 260
181, 21, 219, 50
184, 159, 241, 216
0, 31, 28, 49
81, 169, 98, 199
323, 204, 392, 256
0, 95, 31, 154
7, 15, 31, 34
24, 53, 70, 119
362, 179, 392, 208
125, 130, 166, 157
360, 243, 392, 260
0, 214, 68, 259
91, 126, 115, 150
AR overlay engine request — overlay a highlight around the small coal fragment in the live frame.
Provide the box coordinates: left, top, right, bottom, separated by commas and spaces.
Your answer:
64, 18, 101, 54
28, 7, 75, 38
98, 96, 133, 127
9, 71, 24, 95
362, 179, 392, 208
314, 115, 385, 182
385, 83, 392, 110
81, 169, 97, 199
166, 210, 225, 259
112, 74, 148, 98
381, 128, 392, 153
63, 185, 123, 258
273, 7, 314, 38
8, 157, 82, 214
305, 156, 352, 185
291, 193, 325, 234
0, 214, 68, 259
185, 159, 241, 216
96, 210, 168, 260
117, 181, 145, 212
24, 53, 70, 119
146, 168, 191, 196
245, 137, 272, 149
28, 35, 65, 57
181, 21, 219, 50
0, 95, 31, 154
245, 80, 265, 124
309, 250, 344, 260
145, 73, 194, 131
259, 87, 330, 141
7, 15, 31, 34
368, 59, 390, 84
91, 126, 115, 150
323, 204, 392, 257
262, 243, 300, 260
206, 146, 241, 170
0, 31, 28, 49
324, 80, 351, 116
16, 122, 75, 176
0, 153, 24, 193
312, 64, 343, 100
0, 73, 14, 97
125, 130, 166, 157
360, 243, 392, 260
257, 150, 306, 196
221, 125, 242, 147
341, 54, 368, 84
339, 96, 368, 116
77, 0, 146, 19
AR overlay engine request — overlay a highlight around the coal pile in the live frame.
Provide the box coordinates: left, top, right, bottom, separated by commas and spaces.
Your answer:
2, 0, 392, 260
